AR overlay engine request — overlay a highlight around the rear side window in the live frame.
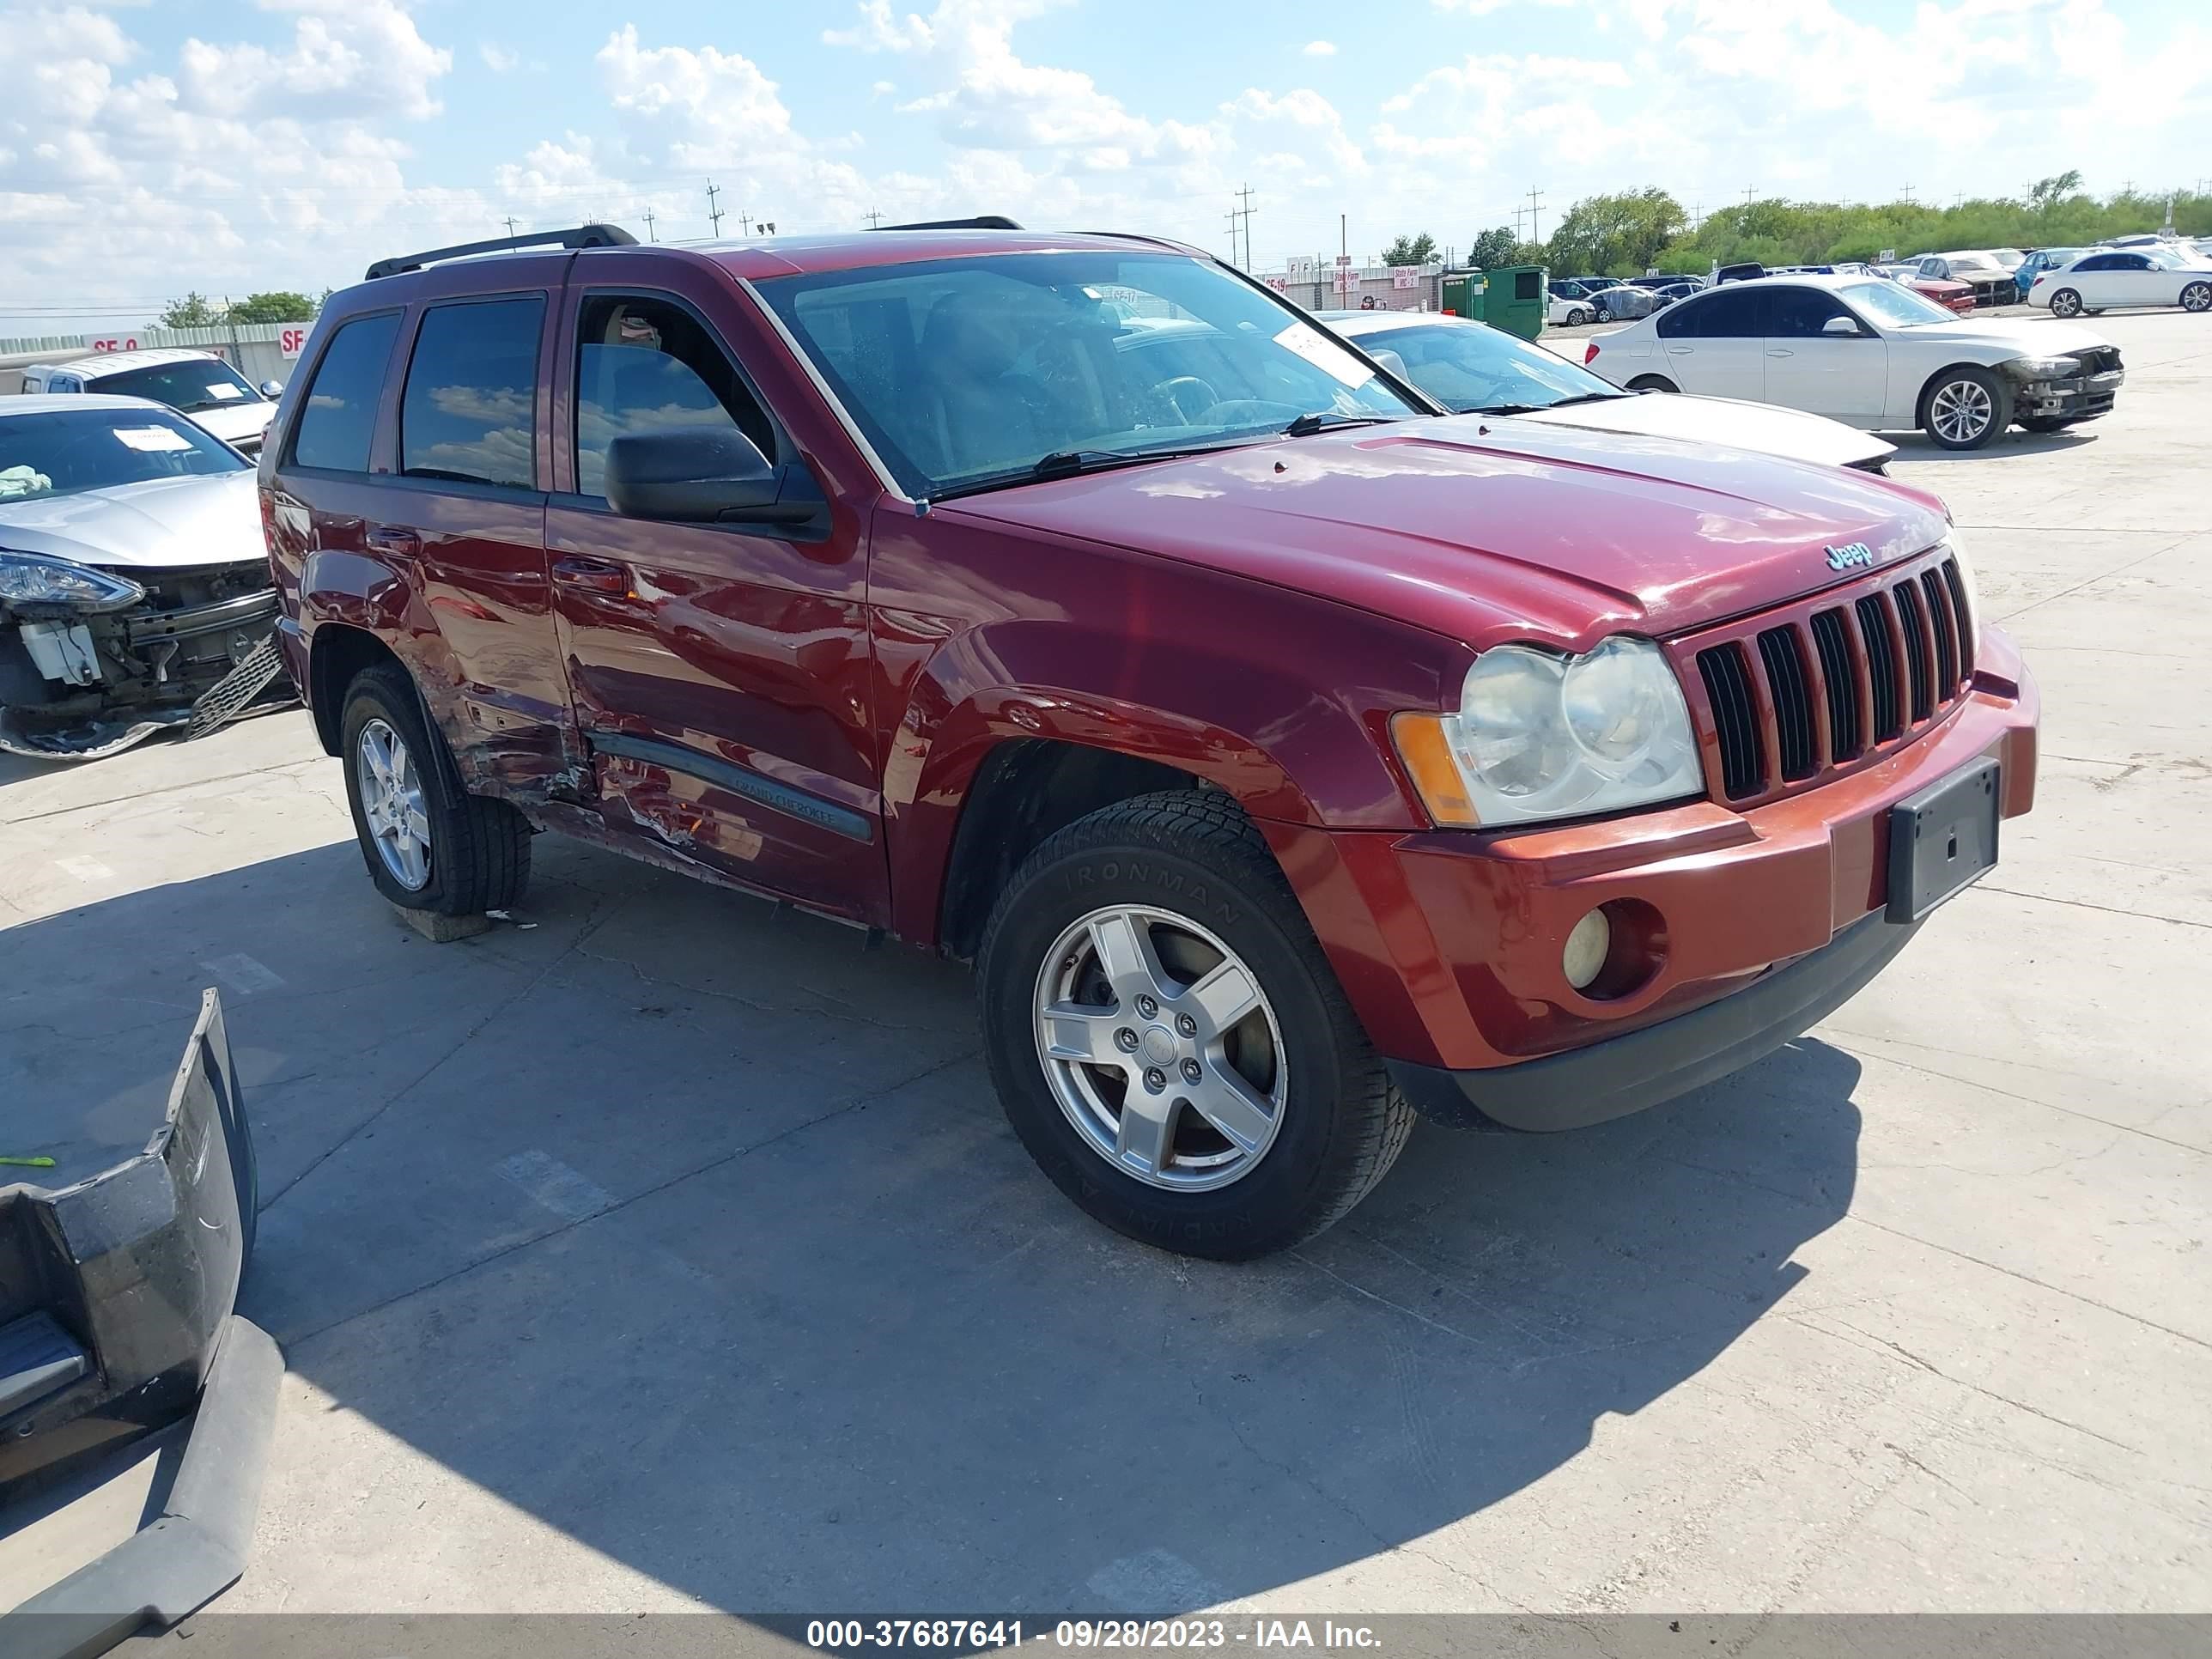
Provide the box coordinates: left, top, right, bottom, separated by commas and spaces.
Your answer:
572, 294, 775, 499
292, 313, 400, 471
399, 297, 544, 489
1658, 289, 1761, 339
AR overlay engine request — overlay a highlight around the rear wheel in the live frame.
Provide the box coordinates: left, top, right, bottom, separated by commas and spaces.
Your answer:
977, 791, 1413, 1260
340, 665, 532, 915
2048, 287, 2082, 319
1627, 374, 1678, 393
2183, 281, 2212, 314
1921, 367, 2011, 450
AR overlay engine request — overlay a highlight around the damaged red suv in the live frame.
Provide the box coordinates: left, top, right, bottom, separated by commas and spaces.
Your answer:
263, 220, 2038, 1258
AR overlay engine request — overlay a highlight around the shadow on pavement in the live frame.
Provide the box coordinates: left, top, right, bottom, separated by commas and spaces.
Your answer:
1, 837, 1865, 1613
1889, 427, 2100, 462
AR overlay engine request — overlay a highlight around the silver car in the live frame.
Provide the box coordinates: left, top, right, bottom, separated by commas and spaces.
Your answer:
0, 395, 288, 758
1588, 283, 1662, 321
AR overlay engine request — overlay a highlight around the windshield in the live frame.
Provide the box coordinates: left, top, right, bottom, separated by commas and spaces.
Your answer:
0, 407, 248, 501
1843, 281, 1956, 329
1352, 320, 1619, 414
88, 357, 263, 414
755, 251, 1423, 498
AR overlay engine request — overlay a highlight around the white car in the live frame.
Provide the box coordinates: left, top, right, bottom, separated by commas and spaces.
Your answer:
2026, 246, 2212, 318
0, 395, 286, 757
1547, 292, 1598, 327
1581, 274, 2124, 450
15, 349, 282, 455
1321, 310, 1896, 471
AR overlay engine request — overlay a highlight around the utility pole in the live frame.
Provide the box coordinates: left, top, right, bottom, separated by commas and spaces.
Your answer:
502, 216, 520, 237
1236, 183, 1256, 270
1225, 210, 1240, 264
1527, 186, 1545, 244
864, 208, 884, 228
706, 180, 724, 235
642, 209, 656, 242
1742, 186, 1755, 208
1901, 183, 1916, 204
1340, 212, 1349, 301
739, 209, 753, 236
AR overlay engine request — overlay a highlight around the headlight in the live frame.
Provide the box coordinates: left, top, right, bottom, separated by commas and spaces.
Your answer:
1942, 522, 1980, 647
2004, 354, 2078, 381
1394, 636, 1705, 828
0, 550, 146, 614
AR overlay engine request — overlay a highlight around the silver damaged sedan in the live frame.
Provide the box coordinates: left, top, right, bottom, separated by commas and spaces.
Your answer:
0, 395, 289, 758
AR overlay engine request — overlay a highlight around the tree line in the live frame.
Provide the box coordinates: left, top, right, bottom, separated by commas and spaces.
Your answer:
151, 291, 321, 329
1389, 174, 2210, 278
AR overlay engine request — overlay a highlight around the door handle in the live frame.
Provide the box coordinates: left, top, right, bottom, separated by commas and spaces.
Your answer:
1667, 345, 1692, 355
1765, 349, 1794, 358
552, 556, 631, 595
366, 526, 420, 556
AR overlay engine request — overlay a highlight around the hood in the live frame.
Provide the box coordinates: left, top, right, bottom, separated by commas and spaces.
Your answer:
181, 399, 277, 446
0, 469, 265, 571
1513, 392, 1893, 471
1909, 316, 2109, 355
939, 416, 1948, 649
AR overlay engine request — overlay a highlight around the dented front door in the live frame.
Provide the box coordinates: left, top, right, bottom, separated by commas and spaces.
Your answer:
542, 270, 886, 927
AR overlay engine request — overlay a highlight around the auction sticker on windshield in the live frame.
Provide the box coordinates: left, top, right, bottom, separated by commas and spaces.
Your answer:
113, 426, 194, 452
1273, 320, 1373, 387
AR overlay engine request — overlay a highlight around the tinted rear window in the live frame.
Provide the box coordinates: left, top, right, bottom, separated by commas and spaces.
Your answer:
292, 313, 400, 471
1659, 289, 1763, 338
399, 297, 544, 489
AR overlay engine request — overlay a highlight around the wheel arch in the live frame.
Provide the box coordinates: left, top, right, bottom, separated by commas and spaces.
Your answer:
1916, 360, 2006, 422
305, 623, 403, 756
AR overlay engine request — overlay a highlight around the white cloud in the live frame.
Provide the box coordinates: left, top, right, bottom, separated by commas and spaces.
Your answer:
479, 43, 518, 74
175, 0, 452, 122
1302, 40, 1336, 58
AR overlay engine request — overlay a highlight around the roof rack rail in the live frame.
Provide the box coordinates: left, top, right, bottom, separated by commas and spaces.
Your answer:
872, 216, 1024, 232
365, 223, 637, 281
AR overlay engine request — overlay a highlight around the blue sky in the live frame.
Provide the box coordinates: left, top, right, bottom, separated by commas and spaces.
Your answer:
2, 0, 2206, 332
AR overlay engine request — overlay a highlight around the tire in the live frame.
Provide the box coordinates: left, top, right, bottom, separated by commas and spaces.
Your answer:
2048, 287, 2082, 319
339, 663, 531, 915
1627, 374, 1679, 393
2183, 281, 2212, 314
976, 790, 1414, 1261
1920, 365, 2011, 450
1570, 307, 1592, 326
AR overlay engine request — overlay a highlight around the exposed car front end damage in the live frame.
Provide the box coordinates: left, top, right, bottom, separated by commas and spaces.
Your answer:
2001, 345, 2126, 425
0, 397, 291, 760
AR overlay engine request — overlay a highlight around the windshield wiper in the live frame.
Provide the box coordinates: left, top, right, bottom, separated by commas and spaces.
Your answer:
929, 442, 1236, 503
1471, 392, 1629, 416
1281, 410, 1401, 438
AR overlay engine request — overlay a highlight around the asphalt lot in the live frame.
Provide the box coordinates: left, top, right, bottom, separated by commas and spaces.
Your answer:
3, 308, 2209, 1619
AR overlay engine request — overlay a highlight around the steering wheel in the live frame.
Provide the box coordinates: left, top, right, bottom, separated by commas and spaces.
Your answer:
1153, 375, 1221, 424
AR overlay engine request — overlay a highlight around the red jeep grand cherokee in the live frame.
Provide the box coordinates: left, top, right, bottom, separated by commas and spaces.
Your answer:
262, 221, 2038, 1259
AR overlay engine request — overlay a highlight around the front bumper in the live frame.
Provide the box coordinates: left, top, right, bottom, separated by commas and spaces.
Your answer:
0, 991, 281, 1657
1269, 628, 2038, 1124
2014, 368, 2124, 421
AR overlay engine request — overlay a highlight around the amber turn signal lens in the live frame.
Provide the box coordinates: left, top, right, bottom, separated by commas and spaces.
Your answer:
1390, 712, 1481, 827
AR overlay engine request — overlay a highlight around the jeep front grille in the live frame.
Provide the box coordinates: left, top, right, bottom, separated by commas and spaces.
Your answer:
1678, 550, 1975, 805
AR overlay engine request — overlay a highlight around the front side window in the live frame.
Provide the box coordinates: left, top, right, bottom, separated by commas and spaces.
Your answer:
89, 356, 260, 414
573, 295, 775, 499
0, 407, 247, 501
1356, 322, 1619, 414
292, 312, 402, 471
1766, 288, 1852, 337
399, 297, 544, 489
755, 251, 1420, 499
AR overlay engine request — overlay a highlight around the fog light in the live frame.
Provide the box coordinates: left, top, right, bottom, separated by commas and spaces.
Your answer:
1562, 908, 1611, 992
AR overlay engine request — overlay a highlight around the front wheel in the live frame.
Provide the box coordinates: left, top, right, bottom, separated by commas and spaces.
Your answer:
1921, 367, 2011, 450
977, 792, 1413, 1260
340, 664, 532, 915
1569, 307, 1592, 326
2048, 287, 2082, 319
2183, 282, 2212, 314
1627, 374, 1678, 393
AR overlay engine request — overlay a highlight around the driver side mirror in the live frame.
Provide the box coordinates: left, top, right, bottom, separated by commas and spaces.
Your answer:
258, 380, 285, 398
1822, 316, 1866, 337
604, 426, 817, 526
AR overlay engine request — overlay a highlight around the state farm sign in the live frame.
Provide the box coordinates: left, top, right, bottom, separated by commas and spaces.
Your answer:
90, 337, 140, 353
279, 326, 308, 359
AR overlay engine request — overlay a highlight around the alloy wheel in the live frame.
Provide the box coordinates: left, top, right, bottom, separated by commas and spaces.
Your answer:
1031, 904, 1287, 1191
356, 718, 431, 890
1929, 378, 1995, 445
2051, 289, 2081, 318
2184, 283, 2212, 314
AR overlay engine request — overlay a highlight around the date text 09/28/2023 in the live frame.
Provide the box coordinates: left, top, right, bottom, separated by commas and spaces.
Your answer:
803, 1620, 1384, 1650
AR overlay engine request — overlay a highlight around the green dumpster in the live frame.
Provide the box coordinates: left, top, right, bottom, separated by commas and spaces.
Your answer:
1441, 264, 1547, 342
